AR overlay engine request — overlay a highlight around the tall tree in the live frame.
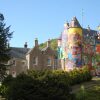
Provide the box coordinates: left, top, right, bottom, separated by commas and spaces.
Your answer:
0, 13, 13, 81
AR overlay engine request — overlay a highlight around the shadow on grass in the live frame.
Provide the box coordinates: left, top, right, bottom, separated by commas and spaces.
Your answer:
74, 77, 100, 100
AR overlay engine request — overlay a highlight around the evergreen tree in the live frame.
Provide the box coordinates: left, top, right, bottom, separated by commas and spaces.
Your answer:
0, 13, 13, 81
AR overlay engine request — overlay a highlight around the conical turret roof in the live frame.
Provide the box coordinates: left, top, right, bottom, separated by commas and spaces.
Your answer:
69, 16, 81, 28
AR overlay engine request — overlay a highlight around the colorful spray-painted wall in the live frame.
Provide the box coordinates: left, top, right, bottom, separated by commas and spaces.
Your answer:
57, 17, 83, 70
67, 27, 82, 68
57, 17, 99, 71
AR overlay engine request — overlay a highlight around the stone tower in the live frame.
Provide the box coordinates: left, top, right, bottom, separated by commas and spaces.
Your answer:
67, 17, 82, 70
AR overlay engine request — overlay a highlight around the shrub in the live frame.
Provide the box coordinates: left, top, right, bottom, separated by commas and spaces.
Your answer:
7, 73, 39, 100
4, 71, 73, 100
1, 67, 92, 100
69, 66, 92, 85
0, 84, 8, 96
27, 70, 73, 100
0, 75, 14, 98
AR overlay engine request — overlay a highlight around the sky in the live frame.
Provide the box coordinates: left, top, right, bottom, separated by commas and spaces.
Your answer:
0, 0, 100, 48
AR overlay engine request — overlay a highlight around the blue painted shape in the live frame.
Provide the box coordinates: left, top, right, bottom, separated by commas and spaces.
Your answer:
68, 53, 72, 60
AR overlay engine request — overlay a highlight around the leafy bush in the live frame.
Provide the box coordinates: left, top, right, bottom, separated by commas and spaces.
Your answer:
7, 73, 39, 100
6, 73, 73, 100
0, 75, 14, 98
0, 84, 8, 96
27, 70, 73, 100
1, 67, 92, 100
69, 66, 92, 85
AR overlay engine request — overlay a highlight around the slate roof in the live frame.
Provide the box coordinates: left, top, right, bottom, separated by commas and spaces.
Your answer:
83, 28, 97, 37
9, 47, 30, 59
69, 16, 81, 28
26, 48, 33, 55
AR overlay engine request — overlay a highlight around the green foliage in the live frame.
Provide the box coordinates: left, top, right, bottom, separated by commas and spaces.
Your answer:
94, 54, 100, 62
1, 67, 92, 100
0, 75, 14, 97
75, 85, 87, 100
0, 13, 13, 81
75, 84, 100, 100
2, 71, 73, 100
2, 75, 14, 86
27, 70, 73, 100
39, 39, 57, 50
69, 67, 92, 85
0, 84, 8, 97
8, 73, 39, 100
86, 85, 100, 100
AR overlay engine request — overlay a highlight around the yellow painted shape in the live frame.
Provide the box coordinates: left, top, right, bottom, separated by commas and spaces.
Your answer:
68, 28, 82, 36
96, 44, 100, 46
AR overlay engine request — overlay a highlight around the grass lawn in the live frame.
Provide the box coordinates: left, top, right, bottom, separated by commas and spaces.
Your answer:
86, 84, 100, 100
74, 77, 100, 100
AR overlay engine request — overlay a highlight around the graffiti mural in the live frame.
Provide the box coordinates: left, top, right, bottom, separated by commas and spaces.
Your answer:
57, 17, 83, 70
57, 17, 99, 71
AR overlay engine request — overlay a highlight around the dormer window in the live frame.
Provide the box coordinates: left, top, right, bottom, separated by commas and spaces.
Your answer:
33, 57, 38, 65
47, 57, 51, 66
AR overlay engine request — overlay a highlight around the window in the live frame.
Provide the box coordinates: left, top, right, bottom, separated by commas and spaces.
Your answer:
12, 71, 16, 77
33, 57, 38, 65
13, 60, 16, 66
22, 61, 26, 66
6, 70, 10, 75
47, 58, 51, 66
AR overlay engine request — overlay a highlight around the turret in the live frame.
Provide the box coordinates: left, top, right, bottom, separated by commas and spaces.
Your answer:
67, 17, 82, 68
69, 16, 81, 28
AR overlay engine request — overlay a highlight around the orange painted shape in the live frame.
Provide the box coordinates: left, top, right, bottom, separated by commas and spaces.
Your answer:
96, 45, 100, 53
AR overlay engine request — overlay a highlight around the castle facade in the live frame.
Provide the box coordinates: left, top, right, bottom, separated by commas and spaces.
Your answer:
8, 17, 100, 76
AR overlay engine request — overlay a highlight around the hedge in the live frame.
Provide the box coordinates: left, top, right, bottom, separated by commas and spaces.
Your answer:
0, 66, 92, 100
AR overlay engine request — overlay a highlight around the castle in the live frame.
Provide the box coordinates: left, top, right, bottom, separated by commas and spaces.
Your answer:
58, 17, 100, 71
8, 17, 100, 77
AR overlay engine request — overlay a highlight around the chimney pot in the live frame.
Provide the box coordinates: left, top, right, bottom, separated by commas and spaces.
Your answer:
87, 25, 90, 31
35, 38, 38, 47
47, 39, 50, 47
24, 42, 27, 48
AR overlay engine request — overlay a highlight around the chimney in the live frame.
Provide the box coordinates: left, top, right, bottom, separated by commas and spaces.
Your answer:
47, 39, 50, 47
58, 38, 62, 47
24, 42, 28, 48
87, 25, 90, 31
35, 38, 38, 47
